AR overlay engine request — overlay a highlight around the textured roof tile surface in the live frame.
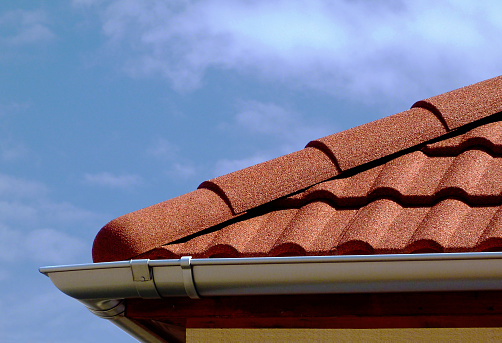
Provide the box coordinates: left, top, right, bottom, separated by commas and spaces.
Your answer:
306, 107, 447, 171
93, 75, 502, 263
412, 75, 502, 130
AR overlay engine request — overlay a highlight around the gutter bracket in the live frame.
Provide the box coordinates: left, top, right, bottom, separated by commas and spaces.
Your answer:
130, 259, 161, 299
180, 256, 200, 299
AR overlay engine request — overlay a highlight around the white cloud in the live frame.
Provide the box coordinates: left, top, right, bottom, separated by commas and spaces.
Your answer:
146, 137, 178, 159
25, 228, 87, 264
168, 162, 197, 179
0, 103, 30, 161
234, 100, 332, 148
0, 142, 28, 161
0, 174, 101, 264
0, 226, 86, 264
0, 194, 102, 229
0, 174, 47, 199
0, 200, 38, 223
0, 174, 100, 228
146, 137, 198, 179
213, 100, 334, 176
81, 0, 502, 101
39, 201, 103, 226
84, 172, 143, 188
0, 10, 55, 46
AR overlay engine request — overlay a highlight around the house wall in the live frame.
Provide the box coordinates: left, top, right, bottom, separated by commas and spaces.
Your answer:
187, 328, 502, 342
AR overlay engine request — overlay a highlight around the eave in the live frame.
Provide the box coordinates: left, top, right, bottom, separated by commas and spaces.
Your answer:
41, 252, 502, 342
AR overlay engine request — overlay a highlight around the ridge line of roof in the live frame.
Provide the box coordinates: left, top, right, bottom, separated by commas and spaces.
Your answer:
411, 75, 502, 130
92, 75, 502, 263
198, 76, 502, 216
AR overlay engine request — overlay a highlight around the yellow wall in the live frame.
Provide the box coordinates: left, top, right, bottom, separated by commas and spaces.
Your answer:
188, 328, 502, 343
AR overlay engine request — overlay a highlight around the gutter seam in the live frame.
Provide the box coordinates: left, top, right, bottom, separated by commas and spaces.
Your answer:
180, 256, 200, 299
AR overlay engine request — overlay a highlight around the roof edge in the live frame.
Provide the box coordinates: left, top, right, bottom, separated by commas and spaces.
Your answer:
42, 252, 502, 300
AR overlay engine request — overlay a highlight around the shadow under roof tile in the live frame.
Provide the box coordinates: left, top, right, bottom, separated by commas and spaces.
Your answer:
374, 206, 429, 253
404, 156, 453, 201
306, 107, 447, 171
477, 206, 502, 251
436, 149, 493, 195
407, 199, 471, 252
94, 75, 502, 262
412, 75, 502, 130
424, 121, 502, 155
369, 151, 428, 199
207, 214, 269, 256
198, 147, 338, 214
240, 208, 298, 256
337, 198, 404, 249
271, 200, 336, 254
92, 188, 233, 262
300, 165, 382, 206
471, 157, 502, 199
447, 206, 499, 251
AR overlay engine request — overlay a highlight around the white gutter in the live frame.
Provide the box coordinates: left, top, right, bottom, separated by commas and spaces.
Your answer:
40, 252, 502, 342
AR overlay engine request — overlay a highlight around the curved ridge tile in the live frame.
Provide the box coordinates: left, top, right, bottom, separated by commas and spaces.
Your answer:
407, 199, 471, 251
300, 165, 382, 207
476, 206, 502, 251
446, 206, 499, 251
271, 201, 338, 254
198, 147, 338, 214
424, 121, 502, 155
412, 75, 502, 130
93, 76, 502, 262
369, 151, 428, 200
404, 156, 454, 201
337, 198, 404, 250
470, 157, 502, 199
206, 214, 271, 256
92, 188, 233, 262
435, 149, 493, 198
306, 108, 446, 171
239, 208, 298, 256
374, 206, 429, 253
169, 210, 272, 258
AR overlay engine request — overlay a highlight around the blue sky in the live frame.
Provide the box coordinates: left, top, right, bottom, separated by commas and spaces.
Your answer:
1, 0, 501, 341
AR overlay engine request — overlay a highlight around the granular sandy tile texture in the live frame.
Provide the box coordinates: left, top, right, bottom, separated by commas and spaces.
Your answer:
93, 75, 502, 263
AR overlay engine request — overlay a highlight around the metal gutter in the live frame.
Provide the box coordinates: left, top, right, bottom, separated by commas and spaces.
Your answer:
40, 252, 502, 342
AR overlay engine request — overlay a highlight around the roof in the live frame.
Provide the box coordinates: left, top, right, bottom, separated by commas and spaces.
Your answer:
92, 75, 502, 263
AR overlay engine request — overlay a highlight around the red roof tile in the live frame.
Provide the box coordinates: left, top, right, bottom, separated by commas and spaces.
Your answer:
92, 75, 502, 263
93, 188, 236, 262
412, 75, 502, 130
306, 107, 447, 171
198, 147, 338, 214
423, 121, 502, 155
